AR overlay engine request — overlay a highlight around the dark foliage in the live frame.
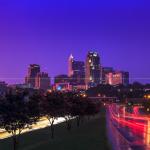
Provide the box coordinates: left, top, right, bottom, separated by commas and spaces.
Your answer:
0, 90, 101, 149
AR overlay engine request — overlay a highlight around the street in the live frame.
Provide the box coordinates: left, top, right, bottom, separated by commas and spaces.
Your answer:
0, 117, 65, 140
107, 104, 150, 150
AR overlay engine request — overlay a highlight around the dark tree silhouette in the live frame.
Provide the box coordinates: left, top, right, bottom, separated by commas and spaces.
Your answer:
41, 92, 64, 138
71, 96, 87, 127
85, 99, 101, 117
63, 93, 74, 131
0, 92, 40, 150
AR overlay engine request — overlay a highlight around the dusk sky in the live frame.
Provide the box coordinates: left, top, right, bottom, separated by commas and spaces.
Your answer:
0, 0, 150, 84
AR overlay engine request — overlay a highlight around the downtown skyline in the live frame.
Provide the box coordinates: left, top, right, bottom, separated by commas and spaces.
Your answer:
0, 0, 150, 84
0, 50, 129, 86
0, 50, 148, 84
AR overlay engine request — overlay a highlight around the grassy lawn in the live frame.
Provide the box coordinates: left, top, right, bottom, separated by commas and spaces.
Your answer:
0, 109, 111, 150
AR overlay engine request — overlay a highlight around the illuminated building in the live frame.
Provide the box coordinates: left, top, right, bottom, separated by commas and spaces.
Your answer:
54, 74, 71, 91
35, 72, 50, 90
68, 54, 85, 85
25, 64, 40, 88
105, 71, 129, 86
102, 67, 114, 84
68, 54, 74, 77
54, 74, 86, 91
105, 72, 113, 85
85, 51, 101, 88
54, 83, 72, 91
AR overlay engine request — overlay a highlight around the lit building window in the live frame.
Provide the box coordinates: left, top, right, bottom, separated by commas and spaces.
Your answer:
90, 76, 92, 81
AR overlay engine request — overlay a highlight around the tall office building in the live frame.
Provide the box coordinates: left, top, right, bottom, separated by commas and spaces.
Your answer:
68, 54, 85, 85
25, 64, 40, 88
85, 52, 101, 87
105, 71, 129, 86
35, 72, 50, 90
68, 54, 74, 77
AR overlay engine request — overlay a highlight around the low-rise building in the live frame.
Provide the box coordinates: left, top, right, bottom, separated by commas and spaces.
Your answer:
105, 71, 129, 86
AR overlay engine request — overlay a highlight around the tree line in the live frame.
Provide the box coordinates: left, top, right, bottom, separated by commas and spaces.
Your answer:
0, 90, 101, 150
87, 82, 150, 100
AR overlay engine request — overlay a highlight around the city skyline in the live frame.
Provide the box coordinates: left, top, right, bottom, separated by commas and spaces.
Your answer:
0, 0, 150, 84
0, 50, 145, 85
1, 51, 130, 85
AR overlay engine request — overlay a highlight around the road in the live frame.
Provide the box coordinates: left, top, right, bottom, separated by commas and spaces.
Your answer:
107, 104, 150, 150
0, 117, 65, 140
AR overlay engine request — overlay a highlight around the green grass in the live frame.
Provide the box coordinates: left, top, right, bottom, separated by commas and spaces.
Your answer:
0, 109, 110, 150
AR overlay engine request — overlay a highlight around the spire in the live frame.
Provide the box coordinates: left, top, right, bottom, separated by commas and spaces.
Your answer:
69, 54, 74, 60
68, 54, 74, 77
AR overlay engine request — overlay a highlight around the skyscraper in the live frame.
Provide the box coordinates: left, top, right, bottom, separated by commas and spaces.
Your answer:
85, 51, 101, 88
68, 54, 85, 85
35, 72, 50, 90
68, 54, 74, 77
25, 64, 40, 88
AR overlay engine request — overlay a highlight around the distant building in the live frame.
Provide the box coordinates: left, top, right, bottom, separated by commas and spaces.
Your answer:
0, 81, 7, 96
25, 64, 40, 88
53, 83, 72, 91
72, 84, 86, 91
105, 72, 113, 85
122, 72, 129, 86
68, 54, 85, 85
102, 67, 114, 84
35, 72, 50, 90
54, 74, 69, 84
105, 71, 129, 86
9, 83, 32, 89
85, 51, 101, 88
7, 84, 43, 98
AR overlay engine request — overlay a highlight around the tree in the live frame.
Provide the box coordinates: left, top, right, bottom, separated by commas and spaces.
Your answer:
87, 84, 116, 97
28, 92, 41, 121
85, 99, 101, 117
63, 93, 74, 131
0, 92, 40, 150
71, 96, 87, 127
40, 92, 64, 138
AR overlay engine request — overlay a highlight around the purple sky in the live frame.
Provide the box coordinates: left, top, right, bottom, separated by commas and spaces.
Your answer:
0, 0, 150, 84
